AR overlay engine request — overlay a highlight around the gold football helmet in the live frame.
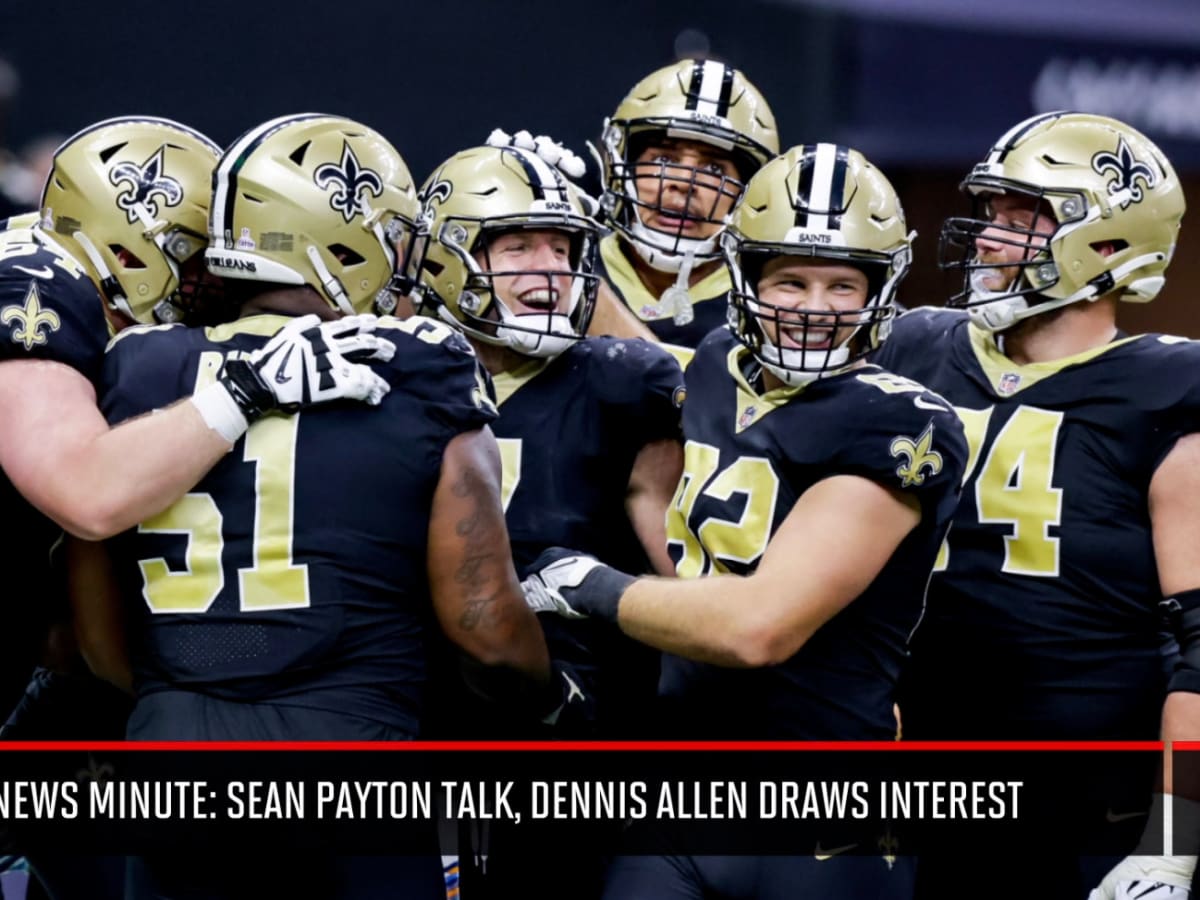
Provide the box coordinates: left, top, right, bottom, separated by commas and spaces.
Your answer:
724, 143, 911, 385
939, 111, 1186, 332
40, 116, 220, 324
418, 144, 601, 358
207, 113, 423, 316
600, 59, 779, 273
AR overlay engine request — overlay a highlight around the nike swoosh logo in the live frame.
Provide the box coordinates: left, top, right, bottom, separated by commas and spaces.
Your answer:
914, 396, 949, 411
1105, 809, 1148, 823
814, 842, 856, 861
562, 672, 585, 704
14, 265, 53, 279
274, 344, 295, 384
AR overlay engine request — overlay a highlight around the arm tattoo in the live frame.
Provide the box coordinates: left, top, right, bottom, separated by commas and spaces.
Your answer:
451, 462, 505, 631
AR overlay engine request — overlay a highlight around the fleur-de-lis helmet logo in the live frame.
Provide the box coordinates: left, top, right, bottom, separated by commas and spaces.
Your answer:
1091, 136, 1157, 209
418, 177, 452, 228
108, 146, 184, 224
889, 422, 943, 488
420, 177, 453, 208
314, 141, 384, 223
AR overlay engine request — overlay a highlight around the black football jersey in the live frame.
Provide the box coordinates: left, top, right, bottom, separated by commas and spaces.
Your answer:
490, 336, 684, 736
100, 314, 495, 737
658, 328, 967, 739
0, 226, 109, 380
0, 226, 110, 714
494, 335, 684, 576
597, 234, 729, 361
873, 308, 1200, 738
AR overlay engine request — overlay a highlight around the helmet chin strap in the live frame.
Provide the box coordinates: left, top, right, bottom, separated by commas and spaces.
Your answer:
968, 250, 1167, 333
70, 229, 138, 321
756, 337, 853, 387
620, 166, 720, 274
305, 245, 356, 316
628, 219, 718, 274
443, 293, 579, 360
497, 311, 576, 358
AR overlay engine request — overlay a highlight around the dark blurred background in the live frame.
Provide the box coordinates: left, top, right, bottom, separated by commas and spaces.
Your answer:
1, 0, 1196, 332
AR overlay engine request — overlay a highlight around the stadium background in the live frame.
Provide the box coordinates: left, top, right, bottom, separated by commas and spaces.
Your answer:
0, 0, 1196, 333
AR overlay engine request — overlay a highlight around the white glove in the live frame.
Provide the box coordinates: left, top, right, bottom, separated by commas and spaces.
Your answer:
245, 314, 394, 409
520, 548, 635, 623
1090, 793, 1200, 899
1088, 856, 1194, 899
486, 128, 588, 180
192, 314, 395, 442
521, 569, 588, 620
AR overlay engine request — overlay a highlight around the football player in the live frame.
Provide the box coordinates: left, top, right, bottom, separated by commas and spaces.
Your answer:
92, 114, 568, 900
868, 112, 1200, 898
595, 59, 779, 364
0, 117, 387, 900
415, 142, 684, 899
524, 144, 967, 898
0, 117, 390, 708
480, 127, 658, 344
417, 142, 684, 734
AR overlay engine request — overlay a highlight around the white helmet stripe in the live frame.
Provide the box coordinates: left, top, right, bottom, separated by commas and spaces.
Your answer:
210, 112, 329, 248
986, 111, 1069, 165
510, 147, 563, 201
693, 60, 727, 117
805, 142, 840, 232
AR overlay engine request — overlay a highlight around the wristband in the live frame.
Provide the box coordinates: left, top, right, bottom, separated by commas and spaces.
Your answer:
190, 382, 250, 444
585, 566, 636, 624
217, 358, 279, 420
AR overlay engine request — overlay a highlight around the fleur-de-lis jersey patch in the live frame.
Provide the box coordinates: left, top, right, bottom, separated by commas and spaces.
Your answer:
889, 421, 944, 488
1, 282, 62, 350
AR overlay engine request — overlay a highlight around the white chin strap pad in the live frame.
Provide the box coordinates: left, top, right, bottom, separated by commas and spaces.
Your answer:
498, 312, 577, 358
757, 338, 852, 386
967, 296, 1030, 333
628, 216, 719, 274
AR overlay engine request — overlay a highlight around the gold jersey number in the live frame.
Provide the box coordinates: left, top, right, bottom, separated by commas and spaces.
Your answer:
666, 440, 780, 578
139, 351, 310, 613
935, 405, 1064, 576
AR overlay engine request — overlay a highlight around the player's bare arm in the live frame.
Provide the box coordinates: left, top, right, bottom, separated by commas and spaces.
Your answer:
66, 535, 131, 693
625, 437, 684, 576
1150, 431, 1200, 743
0, 359, 230, 541
428, 427, 550, 681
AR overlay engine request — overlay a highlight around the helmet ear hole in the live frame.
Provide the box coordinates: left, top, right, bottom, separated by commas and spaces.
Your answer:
1090, 239, 1128, 258
327, 243, 365, 266
111, 245, 146, 269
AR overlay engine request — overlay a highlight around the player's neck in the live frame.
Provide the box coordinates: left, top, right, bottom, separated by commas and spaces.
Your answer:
623, 240, 721, 297
760, 359, 864, 392
238, 287, 338, 321
472, 338, 530, 376
997, 298, 1119, 365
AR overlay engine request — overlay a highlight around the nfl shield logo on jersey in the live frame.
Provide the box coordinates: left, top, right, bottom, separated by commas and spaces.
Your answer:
738, 405, 757, 429
998, 372, 1021, 395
